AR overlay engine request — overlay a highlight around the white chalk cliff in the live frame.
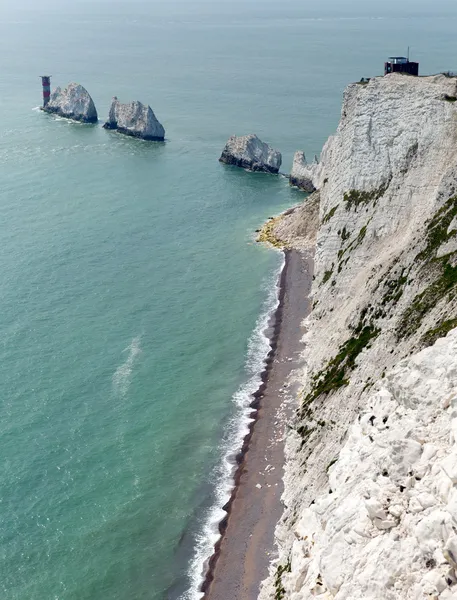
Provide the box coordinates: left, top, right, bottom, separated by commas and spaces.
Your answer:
289, 151, 319, 192
260, 73, 457, 599
103, 97, 165, 141
278, 332, 457, 599
44, 83, 98, 123
219, 134, 282, 174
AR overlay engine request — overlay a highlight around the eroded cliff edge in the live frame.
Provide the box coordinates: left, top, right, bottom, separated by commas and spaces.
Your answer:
259, 73, 457, 600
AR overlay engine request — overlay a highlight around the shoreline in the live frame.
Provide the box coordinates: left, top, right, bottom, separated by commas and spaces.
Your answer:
201, 248, 314, 600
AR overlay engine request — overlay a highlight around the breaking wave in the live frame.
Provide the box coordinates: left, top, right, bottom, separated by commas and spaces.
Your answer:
182, 252, 285, 600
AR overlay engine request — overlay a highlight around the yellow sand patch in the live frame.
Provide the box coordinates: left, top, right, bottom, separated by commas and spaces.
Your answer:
256, 216, 287, 249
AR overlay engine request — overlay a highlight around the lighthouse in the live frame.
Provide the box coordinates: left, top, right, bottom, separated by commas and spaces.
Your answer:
40, 75, 51, 107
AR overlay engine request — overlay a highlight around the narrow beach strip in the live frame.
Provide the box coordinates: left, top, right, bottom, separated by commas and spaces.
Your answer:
201, 249, 314, 600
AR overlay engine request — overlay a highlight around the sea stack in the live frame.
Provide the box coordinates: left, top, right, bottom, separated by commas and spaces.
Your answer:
289, 151, 319, 192
43, 83, 98, 123
103, 97, 165, 141
219, 134, 282, 174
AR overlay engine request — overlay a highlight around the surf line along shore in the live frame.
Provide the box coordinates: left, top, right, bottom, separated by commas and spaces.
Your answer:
201, 248, 314, 600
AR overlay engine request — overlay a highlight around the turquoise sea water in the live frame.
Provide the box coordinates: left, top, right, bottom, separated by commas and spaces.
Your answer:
1, 1, 457, 599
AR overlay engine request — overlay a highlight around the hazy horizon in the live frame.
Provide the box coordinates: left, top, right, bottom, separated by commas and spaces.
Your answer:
2, 0, 457, 17
1, 1, 457, 599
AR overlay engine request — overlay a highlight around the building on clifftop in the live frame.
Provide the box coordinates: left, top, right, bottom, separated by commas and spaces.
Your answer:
384, 56, 419, 76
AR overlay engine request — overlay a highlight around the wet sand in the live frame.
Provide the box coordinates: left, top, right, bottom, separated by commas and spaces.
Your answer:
202, 249, 314, 600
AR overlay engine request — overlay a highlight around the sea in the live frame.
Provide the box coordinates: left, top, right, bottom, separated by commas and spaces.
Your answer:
1, 1, 457, 599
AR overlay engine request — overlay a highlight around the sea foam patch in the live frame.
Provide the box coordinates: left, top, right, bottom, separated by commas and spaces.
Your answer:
112, 336, 142, 398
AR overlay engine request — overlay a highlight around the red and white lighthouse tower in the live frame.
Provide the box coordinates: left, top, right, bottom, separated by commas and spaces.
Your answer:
40, 75, 51, 107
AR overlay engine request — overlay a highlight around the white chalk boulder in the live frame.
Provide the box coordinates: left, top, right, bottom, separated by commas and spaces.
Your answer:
43, 83, 98, 123
219, 134, 282, 174
103, 97, 165, 141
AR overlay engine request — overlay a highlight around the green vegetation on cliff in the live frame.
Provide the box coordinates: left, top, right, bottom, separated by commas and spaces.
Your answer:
300, 320, 380, 419
397, 196, 457, 340
343, 183, 389, 211
422, 318, 457, 346
274, 559, 291, 600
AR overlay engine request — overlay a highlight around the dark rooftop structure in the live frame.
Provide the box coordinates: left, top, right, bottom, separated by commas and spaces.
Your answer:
385, 56, 419, 77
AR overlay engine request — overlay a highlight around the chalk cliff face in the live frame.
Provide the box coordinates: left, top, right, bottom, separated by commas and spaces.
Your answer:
277, 331, 457, 599
103, 98, 165, 141
289, 151, 318, 192
260, 73, 457, 599
43, 83, 98, 123
219, 134, 282, 174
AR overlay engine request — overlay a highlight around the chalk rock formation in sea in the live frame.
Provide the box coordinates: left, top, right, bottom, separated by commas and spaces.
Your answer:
289, 151, 320, 192
43, 83, 98, 123
219, 134, 282, 174
103, 97, 165, 141
257, 73, 457, 599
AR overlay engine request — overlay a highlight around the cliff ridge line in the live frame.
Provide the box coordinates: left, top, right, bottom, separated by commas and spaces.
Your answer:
259, 73, 457, 600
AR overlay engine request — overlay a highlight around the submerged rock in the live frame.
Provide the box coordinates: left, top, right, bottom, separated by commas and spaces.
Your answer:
289, 151, 319, 192
103, 97, 165, 141
219, 134, 282, 174
43, 83, 98, 123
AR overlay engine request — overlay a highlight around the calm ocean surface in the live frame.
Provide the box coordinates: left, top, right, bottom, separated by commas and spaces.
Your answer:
1, 1, 456, 598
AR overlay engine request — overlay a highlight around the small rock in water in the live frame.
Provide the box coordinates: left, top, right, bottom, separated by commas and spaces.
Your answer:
219, 134, 282, 174
103, 97, 165, 141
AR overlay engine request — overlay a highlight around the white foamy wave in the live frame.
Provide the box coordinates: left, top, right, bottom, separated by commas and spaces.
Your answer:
112, 336, 142, 397
182, 253, 285, 600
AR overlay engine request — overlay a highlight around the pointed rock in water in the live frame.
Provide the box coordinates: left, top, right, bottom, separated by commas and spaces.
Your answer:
103, 97, 165, 141
289, 151, 319, 192
219, 134, 282, 174
43, 83, 98, 123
